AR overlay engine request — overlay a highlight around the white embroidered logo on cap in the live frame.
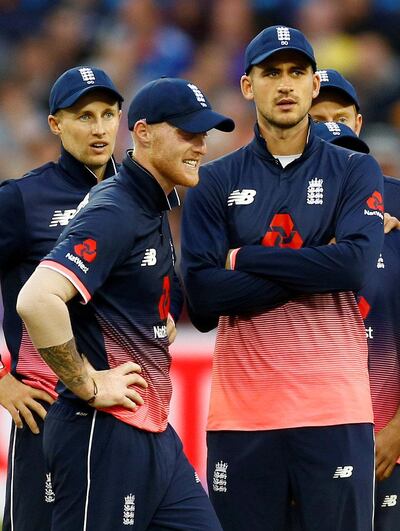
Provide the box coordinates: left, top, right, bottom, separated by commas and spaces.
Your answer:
277, 26, 291, 46
325, 122, 341, 135
79, 67, 96, 85
187, 83, 207, 107
317, 70, 329, 82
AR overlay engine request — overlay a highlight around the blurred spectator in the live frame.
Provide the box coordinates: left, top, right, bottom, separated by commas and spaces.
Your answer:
362, 123, 400, 178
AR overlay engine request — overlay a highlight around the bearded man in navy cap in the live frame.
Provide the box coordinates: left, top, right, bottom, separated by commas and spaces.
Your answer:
0, 65, 124, 531
181, 25, 384, 531
17, 77, 234, 531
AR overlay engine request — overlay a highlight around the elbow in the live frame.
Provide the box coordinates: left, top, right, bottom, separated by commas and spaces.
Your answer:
16, 284, 36, 325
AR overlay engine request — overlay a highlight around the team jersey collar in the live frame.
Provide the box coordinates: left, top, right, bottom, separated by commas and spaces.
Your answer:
251, 116, 318, 163
58, 146, 118, 186
118, 150, 180, 212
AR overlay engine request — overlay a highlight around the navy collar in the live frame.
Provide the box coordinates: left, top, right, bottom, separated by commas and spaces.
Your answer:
58, 146, 118, 186
250, 117, 320, 164
116, 150, 180, 213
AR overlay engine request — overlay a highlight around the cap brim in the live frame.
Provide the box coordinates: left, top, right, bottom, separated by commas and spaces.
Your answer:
168, 109, 235, 133
333, 136, 370, 154
248, 47, 316, 72
55, 86, 123, 112
319, 85, 360, 111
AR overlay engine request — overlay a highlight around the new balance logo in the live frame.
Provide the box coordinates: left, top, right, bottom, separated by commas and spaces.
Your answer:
333, 466, 353, 478
141, 249, 157, 266
307, 178, 324, 205
79, 67, 96, 84
187, 83, 207, 107
227, 189, 256, 206
377, 254, 385, 269
277, 26, 291, 45
49, 209, 76, 227
317, 70, 330, 82
381, 495, 397, 507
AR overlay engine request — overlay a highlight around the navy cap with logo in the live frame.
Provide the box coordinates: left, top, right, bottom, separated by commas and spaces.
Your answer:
244, 25, 317, 74
49, 66, 124, 114
127, 77, 235, 133
316, 69, 360, 111
314, 121, 369, 153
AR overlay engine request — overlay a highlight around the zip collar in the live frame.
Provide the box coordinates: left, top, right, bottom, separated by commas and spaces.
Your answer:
250, 117, 320, 164
58, 146, 118, 186
116, 150, 180, 213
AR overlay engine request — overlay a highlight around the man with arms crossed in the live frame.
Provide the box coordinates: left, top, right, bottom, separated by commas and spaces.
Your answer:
17, 77, 234, 531
0, 65, 123, 531
310, 70, 400, 531
181, 26, 384, 531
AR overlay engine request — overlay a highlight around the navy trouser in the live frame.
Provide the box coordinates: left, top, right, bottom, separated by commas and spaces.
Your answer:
43, 397, 222, 531
3, 405, 54, 531
375, 463, 400, 531
207, 424, 375, 531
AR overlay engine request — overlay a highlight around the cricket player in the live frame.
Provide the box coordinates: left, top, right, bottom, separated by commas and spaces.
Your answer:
16, 77, 234, 531
310, 71, 400, 531
181, 26, 384, 531
0, 65, 123, 531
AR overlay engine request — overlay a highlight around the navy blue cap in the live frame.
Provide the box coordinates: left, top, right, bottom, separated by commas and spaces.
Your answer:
128, 77, 235, 133
244, 25, 316, 74
316, 69, 360, 111
49, 66, 124, 114
314, 121, 369, 153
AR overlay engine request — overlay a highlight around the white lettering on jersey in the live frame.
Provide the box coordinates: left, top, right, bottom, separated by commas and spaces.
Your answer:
65, 252, 89, 273
49, 209, 76, 227
141, 249, 157, 266
227, 189, 256, 206
153, 325, 168, 339
381, 495, 397, 507
333, 466, 353, 478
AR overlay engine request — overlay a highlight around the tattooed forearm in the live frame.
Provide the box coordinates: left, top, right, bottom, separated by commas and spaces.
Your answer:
39, 338, 89, 394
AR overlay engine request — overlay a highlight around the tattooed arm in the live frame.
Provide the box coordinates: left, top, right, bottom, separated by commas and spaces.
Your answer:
17, 268, 147, 409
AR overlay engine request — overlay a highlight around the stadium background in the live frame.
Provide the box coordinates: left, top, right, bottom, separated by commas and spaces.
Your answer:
1, 0, 400, 525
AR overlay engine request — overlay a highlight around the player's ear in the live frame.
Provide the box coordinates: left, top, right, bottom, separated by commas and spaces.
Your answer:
354, 113, 363, 136
133, 119, 152, 146
48, 114, 62, 136
241, 74, 254, 101
312, 71, 321, 100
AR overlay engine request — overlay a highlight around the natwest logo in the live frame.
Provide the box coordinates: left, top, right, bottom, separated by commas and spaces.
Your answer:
74, 238, 97, 263
262, 213, 303, 249
366, 191, 384, 212
364, 191, 384, 221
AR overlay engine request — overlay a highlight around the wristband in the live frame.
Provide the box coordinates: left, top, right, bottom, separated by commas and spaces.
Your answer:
0, 361, 8, 380
86, 378, 98, 405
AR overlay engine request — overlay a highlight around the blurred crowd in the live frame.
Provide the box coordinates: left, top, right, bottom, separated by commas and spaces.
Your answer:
1, 0, 400, 290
